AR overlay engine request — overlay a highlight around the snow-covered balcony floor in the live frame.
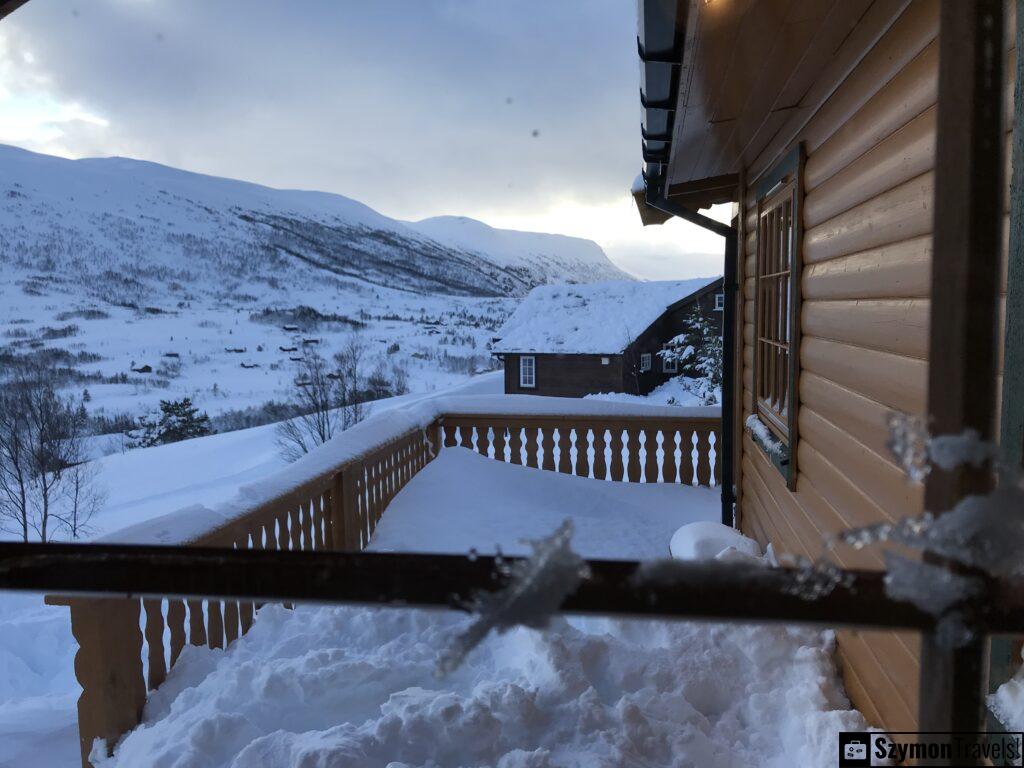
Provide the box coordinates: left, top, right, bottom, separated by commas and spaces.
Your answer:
102, 450, 868, 768
367, 448, 720, 559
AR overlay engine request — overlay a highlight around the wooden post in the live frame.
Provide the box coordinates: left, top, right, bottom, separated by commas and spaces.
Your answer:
69, 598, 146, 767
991, 0, 1024, 726
919, 0, 1006, 756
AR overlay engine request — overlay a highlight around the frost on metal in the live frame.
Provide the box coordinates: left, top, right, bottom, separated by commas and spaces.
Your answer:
436, 520, 590, 676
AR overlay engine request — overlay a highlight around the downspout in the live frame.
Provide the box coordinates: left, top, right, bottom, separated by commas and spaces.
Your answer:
646, 185, 738, 528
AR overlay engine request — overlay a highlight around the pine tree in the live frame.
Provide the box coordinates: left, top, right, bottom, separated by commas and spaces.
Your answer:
127, 397, 212, 447
659, 307, 723, 405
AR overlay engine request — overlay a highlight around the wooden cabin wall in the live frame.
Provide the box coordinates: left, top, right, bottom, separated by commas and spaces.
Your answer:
503, 353, 625, 398
737, 0, 1015, 731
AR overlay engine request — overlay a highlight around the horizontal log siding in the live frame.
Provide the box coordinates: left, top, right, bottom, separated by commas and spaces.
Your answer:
737, 0, 1014, 732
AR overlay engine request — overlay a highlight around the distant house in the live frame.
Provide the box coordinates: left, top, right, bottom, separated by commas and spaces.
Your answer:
493, 277, 723, 398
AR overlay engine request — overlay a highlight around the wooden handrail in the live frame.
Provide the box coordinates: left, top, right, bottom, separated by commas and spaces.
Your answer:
48, 409, 718, 765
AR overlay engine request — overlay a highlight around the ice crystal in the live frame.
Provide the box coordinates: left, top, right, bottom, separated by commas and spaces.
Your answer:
436, 520, 590, 676
886, 412, 930, 482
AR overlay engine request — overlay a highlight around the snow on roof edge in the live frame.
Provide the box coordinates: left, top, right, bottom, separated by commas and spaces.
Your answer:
493, 277, 721, 355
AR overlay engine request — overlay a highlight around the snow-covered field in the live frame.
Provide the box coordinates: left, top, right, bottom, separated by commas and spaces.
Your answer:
0, 143, 636, 425
2, 270, 512, 423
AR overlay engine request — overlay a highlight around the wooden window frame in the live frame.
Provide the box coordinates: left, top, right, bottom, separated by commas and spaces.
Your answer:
714, 292, 725, 311
662, 353, 677, 373
751, 144, 804, 489
640, 352, 652, 372
519, 355, 536, 388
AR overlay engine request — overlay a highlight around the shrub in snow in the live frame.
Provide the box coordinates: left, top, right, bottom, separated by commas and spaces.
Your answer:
645, 307, 723, 406
127, 398, 212, 448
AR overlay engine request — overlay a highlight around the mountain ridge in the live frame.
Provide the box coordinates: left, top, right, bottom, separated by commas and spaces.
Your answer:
0, 144, 630, 302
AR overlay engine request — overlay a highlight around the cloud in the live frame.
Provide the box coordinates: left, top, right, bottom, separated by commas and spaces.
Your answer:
1, 0, 724, 279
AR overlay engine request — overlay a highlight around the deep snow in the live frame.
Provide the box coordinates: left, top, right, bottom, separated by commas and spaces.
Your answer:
0, 379, 866, 768
99, 523, 868, 768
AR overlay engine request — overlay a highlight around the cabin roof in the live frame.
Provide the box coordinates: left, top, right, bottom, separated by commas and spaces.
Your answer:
493, 277, 720, 355
634, 0, 881, 214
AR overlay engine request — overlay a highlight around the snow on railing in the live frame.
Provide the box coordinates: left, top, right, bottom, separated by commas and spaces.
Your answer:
104, 394, 719, 546
52, 391, 720, 767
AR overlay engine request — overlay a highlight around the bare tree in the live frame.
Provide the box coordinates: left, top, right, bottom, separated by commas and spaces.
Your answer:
0, 367, 104, 541
334, 332, 369, 428
275, 351, 339, 461
275, 334, 369, 461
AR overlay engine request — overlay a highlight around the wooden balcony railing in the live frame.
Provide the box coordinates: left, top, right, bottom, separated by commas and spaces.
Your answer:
45, 397, 719, 766
439, 414, 721, 485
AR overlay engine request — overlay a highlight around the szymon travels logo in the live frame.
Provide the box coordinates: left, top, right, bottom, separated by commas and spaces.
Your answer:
838, 731, 1023, 767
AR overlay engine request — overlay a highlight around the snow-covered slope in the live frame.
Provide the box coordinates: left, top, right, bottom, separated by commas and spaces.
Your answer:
412, 215, 631, 288
0, 144, 627, 301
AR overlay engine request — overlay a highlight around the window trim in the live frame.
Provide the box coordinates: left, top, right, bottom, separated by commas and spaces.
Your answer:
751, 144, 803, 489
640, 352, 652, 372
714, 292, 725, 311
519, 355, 536, 388
662, 353, 677, 373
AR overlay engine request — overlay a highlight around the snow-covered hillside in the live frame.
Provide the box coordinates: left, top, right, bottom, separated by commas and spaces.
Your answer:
0, 144, 631, 423
0, 144, 628, 301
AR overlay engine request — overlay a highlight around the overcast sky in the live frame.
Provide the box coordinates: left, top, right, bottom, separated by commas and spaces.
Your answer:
0, 0, 728, 280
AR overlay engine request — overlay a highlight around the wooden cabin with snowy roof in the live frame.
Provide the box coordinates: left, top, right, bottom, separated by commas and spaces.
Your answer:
493, 277, 723, 398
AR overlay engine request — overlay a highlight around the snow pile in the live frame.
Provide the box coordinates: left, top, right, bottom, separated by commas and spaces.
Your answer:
437, 520, 590, 676
368, 449, 719, 560
990, 668, 1024, 732
96, 491, 865, 767
669, 521, 762, 561
493, 277, 720, 354
586, 376, 722, 409
100, 603, 866, 768
0, 594, 81, 768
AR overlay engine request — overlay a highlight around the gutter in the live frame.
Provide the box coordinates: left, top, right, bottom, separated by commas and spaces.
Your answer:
646, 186, 738, 529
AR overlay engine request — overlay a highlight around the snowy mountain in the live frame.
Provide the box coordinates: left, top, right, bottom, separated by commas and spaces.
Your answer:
0, 144, 629, 303
0, 144, 632, 423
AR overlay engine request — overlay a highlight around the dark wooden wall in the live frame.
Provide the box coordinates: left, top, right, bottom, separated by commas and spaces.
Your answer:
503, 353, 625, 398
625, 285, 724, 395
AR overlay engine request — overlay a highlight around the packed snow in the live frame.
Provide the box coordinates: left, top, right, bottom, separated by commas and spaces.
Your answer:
586, 376, 722, 409
368, 449, 719, 560
668, 521, 762, 561
95, 519, 867, 768
492, 278, 719, 355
